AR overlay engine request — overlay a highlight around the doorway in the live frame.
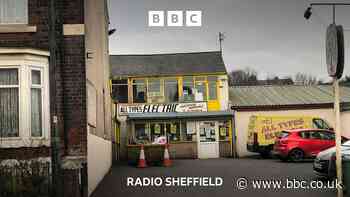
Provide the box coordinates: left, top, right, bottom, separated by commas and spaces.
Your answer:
197, 121, 219, 158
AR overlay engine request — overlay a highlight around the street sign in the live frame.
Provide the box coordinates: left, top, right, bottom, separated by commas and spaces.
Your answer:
326, 23, 344, 79
336, 25, 344, 79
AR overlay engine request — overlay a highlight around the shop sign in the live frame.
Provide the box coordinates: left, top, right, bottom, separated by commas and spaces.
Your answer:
118, 102, 207, 115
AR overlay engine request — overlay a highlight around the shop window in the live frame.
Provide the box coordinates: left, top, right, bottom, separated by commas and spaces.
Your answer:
150, 123, 165, 142
164, 78, 178, 103
181, 121, 197, 141
130, 121, 201, 144
166, 122, 180, 142
208, 76, 217, 100
182, 76, 194, 102
112, 79, 128, 103
134, 123, 150, 144
132, 79, 146, 103
150, 122, 181, 143
219, 121, 230, 141
148, 78, 163, 103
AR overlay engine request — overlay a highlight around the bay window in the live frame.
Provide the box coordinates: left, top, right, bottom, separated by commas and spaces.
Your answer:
0, 69, 19, 137
0, 0, 28, 24
0, 51, 50, 148
30, 70, 43, 137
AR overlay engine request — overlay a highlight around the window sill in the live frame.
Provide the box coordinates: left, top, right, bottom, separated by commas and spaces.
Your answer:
0, 138, 50, 148
0, 24, 37, 33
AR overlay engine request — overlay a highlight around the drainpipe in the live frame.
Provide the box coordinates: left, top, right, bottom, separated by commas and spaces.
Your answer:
49, 0, 62, 196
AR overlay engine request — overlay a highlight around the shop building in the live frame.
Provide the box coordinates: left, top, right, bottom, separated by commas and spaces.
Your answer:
110, 51, 234, 160
230, 85, 350, 157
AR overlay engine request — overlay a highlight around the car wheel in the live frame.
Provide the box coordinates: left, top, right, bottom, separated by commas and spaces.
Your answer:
288, 149, 304, 162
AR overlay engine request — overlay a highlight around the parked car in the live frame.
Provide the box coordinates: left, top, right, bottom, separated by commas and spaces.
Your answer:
313, 140, 350, 178
273, 129, 348, 162
247, 115, 332, 158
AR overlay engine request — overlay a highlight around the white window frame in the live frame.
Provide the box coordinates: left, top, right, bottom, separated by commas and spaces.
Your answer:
29, 67, 44, 138
0, 0, 28, 25
0, 66, 21, 139
0, 51, 50, 148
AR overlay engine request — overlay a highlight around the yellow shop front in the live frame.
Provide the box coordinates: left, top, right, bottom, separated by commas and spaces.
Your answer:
110, 51, 232, 161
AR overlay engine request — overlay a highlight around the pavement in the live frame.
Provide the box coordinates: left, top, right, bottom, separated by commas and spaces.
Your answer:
91, 158, 338, 197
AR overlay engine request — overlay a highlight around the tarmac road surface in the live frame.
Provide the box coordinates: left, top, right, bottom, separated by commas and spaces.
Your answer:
91, 158, 337, 197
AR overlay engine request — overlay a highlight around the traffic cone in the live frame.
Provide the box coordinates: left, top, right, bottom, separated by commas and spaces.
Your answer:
163, 144, 172, 167
137, 144, 147, 168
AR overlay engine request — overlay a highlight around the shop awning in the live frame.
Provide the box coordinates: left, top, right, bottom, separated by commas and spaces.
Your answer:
126, 111, 233, 120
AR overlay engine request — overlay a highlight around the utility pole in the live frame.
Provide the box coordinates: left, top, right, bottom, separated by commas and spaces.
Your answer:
49, 0, 62, 196
334, 76, 343, 196
304, 3, 348, 197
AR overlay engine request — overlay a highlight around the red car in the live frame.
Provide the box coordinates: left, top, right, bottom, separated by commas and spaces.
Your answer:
273, 129, 347, 162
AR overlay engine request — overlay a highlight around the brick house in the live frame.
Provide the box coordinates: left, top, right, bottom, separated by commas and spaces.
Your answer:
0, 0, 113, 196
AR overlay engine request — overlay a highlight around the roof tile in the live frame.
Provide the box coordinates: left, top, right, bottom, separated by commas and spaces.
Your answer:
110, 51, 227, 77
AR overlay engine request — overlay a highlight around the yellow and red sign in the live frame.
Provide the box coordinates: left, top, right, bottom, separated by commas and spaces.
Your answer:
248, 115, 314, 146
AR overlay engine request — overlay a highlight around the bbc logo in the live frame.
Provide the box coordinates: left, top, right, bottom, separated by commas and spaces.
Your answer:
148, 11, 202, 27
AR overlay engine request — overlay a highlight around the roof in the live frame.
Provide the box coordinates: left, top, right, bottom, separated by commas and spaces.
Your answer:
110, 51, 227, 77
232, 78, 294, 86
230, 85, 350, 111
127, 111, 233, 120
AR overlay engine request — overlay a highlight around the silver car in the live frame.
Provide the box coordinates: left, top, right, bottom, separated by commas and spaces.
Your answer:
313, 140, 350, 178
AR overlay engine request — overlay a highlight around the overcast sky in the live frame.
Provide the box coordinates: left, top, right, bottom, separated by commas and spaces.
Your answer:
108, 0, 350, 81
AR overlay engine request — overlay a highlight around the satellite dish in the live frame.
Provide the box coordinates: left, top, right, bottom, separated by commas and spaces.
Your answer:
326, 23, 344, 79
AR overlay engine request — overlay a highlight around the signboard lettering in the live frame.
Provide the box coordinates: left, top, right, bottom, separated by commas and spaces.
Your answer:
118, 102, 207, 115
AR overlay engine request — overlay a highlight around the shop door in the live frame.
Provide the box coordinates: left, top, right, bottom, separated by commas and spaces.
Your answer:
197, 121, 219, 158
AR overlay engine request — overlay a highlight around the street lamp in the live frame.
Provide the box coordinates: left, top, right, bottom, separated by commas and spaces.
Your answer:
304, 3, 349, 197
304, 7, 312, 20
109, 28, 117, 36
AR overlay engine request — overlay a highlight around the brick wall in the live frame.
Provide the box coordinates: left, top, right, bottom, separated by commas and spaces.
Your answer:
0, 147, 50, 160
0, 0, 87, 160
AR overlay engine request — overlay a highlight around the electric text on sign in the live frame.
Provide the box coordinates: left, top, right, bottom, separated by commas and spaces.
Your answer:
148, 11, 202, 27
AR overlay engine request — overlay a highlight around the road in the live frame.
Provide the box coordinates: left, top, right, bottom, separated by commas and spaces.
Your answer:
91, 158, 337, 197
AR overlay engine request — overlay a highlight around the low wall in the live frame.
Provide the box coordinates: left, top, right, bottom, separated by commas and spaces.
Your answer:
169, 142, 197, 159
219, 141, 231, 157
88, 133, 112, 196
127, 142, 197, 165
